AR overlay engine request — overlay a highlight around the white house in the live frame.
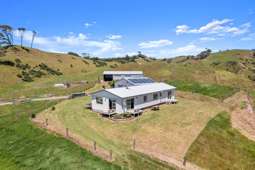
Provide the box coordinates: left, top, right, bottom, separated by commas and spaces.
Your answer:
114, 77, 155, 88
91, 82, 176, 115
103, 71, 144, 81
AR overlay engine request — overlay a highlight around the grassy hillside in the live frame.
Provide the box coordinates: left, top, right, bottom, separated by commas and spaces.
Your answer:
1, 46, 255, 101
35, 92, 226, 166
0, 46, 112, 99
186, 112, 255, 170
0, 101, 120, 170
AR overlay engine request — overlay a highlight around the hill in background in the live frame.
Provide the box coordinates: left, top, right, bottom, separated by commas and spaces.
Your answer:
0, 46, 255, 104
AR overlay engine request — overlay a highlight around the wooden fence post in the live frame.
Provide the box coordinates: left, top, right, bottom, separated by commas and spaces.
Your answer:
93, 141, 97, 151
66, 128, 69, 137
133, 138, 136, 150
183, 157, 186, 166
109, 150, 112, 160
45, 118, 48, 126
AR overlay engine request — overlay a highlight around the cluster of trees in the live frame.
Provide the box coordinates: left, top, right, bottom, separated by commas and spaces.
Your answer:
0, 24, 36, 48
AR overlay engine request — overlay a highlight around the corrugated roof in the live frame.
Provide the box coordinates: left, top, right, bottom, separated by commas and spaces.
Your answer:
103, 71, 143, 75
105, 82, 175, 98
125, 77, 155, 84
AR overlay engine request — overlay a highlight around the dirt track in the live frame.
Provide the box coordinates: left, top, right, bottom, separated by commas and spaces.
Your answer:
224, 91, 255, 141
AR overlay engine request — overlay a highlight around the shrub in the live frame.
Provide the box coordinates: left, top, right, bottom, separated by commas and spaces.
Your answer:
51, 106, 55, 111
15, 58, 22, 64
82, 59, 89, 64
38, 63, 62, 75
224, 61, 241, 74
93, 59, 107, 67
240, 101, 247, 109
68, 52, 80, 57
211, 61, 221, 66
29, 69, 45, 78
21, 46, 30, 52
21, 71, 33, 82
16, 63, 31, 70
31, 113, 36, 119
193, 49, 211, 60
16, 73, 22, 78
248, 74, 255, 81
0, 60, 15, 66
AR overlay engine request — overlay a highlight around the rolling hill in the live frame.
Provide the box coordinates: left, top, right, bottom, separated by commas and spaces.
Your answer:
1, 46, 255, 104
1, 45, 255, 169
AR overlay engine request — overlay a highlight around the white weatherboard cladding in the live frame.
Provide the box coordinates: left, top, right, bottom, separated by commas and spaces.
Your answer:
122, 90, 174, 112
91, 86, 176, 114
91, 91, 124, 114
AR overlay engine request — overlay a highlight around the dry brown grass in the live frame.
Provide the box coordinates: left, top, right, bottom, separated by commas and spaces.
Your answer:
36, 91, 227, 166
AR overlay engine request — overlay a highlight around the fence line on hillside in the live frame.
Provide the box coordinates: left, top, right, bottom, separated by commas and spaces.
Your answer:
33, 117, 113, 162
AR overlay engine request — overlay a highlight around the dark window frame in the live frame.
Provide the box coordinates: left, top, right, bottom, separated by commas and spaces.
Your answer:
96, 97, 103, 104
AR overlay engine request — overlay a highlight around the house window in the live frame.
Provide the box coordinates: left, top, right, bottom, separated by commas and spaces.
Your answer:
168, 91, 172, 99
153, 93, 158, 100
109, 99, 116, 110
143, 95, 147, 102
112, 101, 116, 110
96, 97, 103, 104
126, 98, 134, 110
159, 92, 162, 97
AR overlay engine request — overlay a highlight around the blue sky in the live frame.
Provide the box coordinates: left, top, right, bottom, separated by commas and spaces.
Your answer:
2, 0, 255, 57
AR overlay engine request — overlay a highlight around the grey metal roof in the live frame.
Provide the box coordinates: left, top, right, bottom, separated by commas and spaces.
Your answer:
125, 77, 155, 85
105, 82, 175, 98
103, 71, 143, 75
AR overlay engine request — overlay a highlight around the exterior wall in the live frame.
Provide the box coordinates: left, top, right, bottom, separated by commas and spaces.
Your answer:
123, 89, 175, 112
112, 74, 144, 80
91, 91, 124, 114
91, 89, 176, 114
114, 79, 134, 88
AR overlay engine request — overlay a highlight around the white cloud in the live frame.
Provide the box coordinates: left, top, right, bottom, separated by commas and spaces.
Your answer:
13, 31, 122, 56
106, 34, 122, 40
176, 25, 190, 35
84, 21, 96, 28
139, 39, 173, 49
199, 37, 217, 41
173, 44, 203, 55
176, 19, 250, 36
141, 44, 204, 58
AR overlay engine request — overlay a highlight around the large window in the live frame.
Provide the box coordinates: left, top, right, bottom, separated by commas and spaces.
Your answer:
96, 97, 103, 104
126, 98, 134, 110
153, 93, 158, 100
168, 91, 172, 99
143, 95, 147, 102
109, 100, 116, 110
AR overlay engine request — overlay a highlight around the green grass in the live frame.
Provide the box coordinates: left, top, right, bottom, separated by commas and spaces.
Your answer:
0, 101, 120, 170
186, 112, 255, 170
168, 80, 238, 99
38, 94, 225, 167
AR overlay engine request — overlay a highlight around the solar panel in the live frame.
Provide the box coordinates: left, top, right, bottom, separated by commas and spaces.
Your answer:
128, 78, 155, 84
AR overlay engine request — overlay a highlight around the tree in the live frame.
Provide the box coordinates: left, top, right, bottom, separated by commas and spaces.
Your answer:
0, 24, 13, 47
30, 30, 36, 48
195, 48, 212, 60
18, 27, 26, 47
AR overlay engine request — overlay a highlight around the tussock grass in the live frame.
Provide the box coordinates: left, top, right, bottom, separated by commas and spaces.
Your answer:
0, 101, 120, 170
186, 112, 255, 170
